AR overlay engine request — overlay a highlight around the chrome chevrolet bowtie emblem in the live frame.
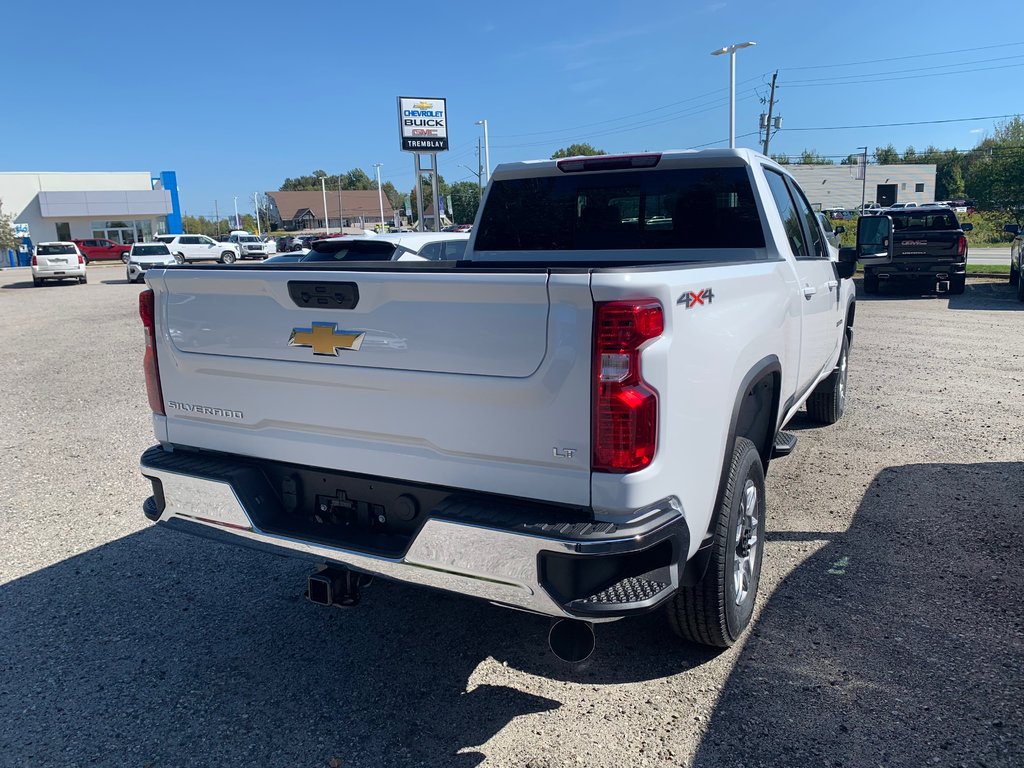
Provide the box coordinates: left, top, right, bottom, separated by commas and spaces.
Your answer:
289, 322, 365, 356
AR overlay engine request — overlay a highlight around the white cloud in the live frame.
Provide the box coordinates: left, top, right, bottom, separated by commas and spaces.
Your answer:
969, 128, 983, 133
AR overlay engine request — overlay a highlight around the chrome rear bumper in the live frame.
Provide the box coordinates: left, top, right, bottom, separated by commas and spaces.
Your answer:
141, 446, 687, 620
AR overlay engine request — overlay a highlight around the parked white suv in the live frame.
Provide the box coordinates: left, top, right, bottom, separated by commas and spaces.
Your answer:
31, 242, 87, 286
154, 234, 239, 264
227, 232, 269, 259
126, 242, 177, 284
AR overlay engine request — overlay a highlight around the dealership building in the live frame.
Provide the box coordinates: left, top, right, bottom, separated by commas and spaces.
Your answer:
0, 170, 181, 246
785, 163, 937, 210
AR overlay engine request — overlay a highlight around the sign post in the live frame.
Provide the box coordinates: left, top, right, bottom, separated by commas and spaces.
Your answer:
398, 97, 448, 232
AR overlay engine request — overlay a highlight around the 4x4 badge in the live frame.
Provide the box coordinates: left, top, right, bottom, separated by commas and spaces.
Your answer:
678, 288, 715, 308
289, 322, 365, 356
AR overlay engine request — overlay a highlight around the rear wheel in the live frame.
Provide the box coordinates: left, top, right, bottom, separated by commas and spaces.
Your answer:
79, 275, 87, 284
174, 252, 185, 264
948, 274, 965, 295
1010, 264, 1019, 286
806, 335, 849, 425
220, 251, 237, 264
121, 253, 130, 264
32, 277, 42, 287
1017, 272, 1024, 302
668, 436, 765, 648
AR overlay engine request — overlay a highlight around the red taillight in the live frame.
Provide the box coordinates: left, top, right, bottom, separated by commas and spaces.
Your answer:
31, 255, 37, 266
957, 235, 967, 257
139, 289, 164, 415
593, 300, 663, 472
78, 254, 84, 264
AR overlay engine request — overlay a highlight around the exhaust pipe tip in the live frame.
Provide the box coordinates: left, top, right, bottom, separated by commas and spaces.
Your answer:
548, 619, 595, 663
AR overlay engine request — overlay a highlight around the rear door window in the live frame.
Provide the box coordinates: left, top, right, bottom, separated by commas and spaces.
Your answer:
37, 244, 77, 255
474, 166, 765, 256
763, 169, 810, 259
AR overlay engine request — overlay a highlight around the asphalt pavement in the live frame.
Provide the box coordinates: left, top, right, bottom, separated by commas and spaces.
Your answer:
0, 263, 1021, 768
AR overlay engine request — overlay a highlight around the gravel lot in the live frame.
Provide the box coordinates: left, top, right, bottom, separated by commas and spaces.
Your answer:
1, 264, 1021, 768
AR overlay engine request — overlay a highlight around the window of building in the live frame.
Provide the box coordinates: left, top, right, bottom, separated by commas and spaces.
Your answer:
89, 219, 155, 244
901, 183, 907, 191
55, 222, 71, 241
915, 183, 925, 193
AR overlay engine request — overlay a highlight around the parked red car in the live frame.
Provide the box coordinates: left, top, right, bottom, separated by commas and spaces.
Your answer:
73, 238, 131, 263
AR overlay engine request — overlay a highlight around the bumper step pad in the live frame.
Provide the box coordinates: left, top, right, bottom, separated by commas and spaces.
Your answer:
578, 576, 671, 606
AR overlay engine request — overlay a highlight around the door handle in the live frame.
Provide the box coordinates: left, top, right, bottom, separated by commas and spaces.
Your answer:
826, 280, 839, 290
802, 286, 817, 298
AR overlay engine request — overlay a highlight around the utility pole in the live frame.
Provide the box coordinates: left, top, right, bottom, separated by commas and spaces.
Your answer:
214, 200, 220, 237
253, 192, 262, 236
233, 196, 239, 230
338, 174, 344, 232
762, 71, 778, 155
320, 175, 328, 233
373, 163, 385, 231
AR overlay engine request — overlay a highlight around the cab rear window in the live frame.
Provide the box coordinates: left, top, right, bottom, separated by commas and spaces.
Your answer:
301, 240, 400, 262
891, 211, 961, 231
133, 245, 170, 256
474, 166, 765, 254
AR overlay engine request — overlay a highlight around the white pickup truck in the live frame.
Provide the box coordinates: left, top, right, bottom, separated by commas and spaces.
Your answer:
139, 149, 884, 659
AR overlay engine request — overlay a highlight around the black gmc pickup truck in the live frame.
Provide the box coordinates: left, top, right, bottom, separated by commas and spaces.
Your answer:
860, 206, 973, 294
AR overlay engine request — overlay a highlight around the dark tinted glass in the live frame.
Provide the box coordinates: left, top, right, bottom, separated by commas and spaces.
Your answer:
37, 244, 76, 255
891, 211, 960, 231
134, 245, 170, 255
301, 240, 399, 262
474, 167, 765, 253
763, 169, 809, 258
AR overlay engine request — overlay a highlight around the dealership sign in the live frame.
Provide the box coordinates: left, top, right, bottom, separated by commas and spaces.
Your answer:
398, 97, 448, 152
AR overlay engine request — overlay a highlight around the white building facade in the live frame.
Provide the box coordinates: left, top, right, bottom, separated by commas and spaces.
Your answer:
0, 171, 181, 245
785, 163, 937, 209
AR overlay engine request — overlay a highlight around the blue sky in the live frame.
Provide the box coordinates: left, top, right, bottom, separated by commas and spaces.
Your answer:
3, 0, 1022, 219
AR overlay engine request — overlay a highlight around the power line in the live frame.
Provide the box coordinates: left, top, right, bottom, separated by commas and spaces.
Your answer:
779, 41, 1024, 71
781, 53, 1024, 84
782, 113, 1019, 132
780, 61, 1024, 88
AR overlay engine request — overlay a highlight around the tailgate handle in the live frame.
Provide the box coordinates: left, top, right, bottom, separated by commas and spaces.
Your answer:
288, 281, 359, 310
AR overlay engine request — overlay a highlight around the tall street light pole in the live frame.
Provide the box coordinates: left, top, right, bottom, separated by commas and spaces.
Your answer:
233, 196, 239, 229
474, 119, 490, 184
320, 175, 328, 233
711, 41, 756, 148
373, 163, 385, 231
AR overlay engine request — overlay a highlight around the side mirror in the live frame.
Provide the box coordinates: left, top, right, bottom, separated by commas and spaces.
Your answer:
1003, 224, 1020, 235
961, 223, 973, 232
856, 214, 894, 266
837, 247, 857, 279
834, 225, 846, 235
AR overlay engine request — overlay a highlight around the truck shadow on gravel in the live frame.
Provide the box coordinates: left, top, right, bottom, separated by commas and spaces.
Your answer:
0, 526, 708, 766
855, 278, 1022, 310
693, 461, 1024, 768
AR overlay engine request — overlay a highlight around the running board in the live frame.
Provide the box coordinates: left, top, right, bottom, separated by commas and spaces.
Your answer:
771, 431, 798, 459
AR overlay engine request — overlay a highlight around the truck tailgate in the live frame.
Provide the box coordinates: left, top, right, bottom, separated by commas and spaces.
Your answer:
148, 267, 593, 505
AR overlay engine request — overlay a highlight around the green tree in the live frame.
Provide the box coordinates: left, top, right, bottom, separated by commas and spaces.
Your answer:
770, 153, 790, 165
903, 146, 918, 163
409, 174, 450, 223
840, 154, 861, 166
342, 169, 375, 190
550, 143, 606, 159
966, 115, 1024, 223
0, 199, 20, 254
798, 149, 833, 165
449, 181, 481, 224
874, 144, 900, 164
279, 168, 380, 192
381, 181, 403, 215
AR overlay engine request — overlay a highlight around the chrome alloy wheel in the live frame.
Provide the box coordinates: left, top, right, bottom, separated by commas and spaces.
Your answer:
838, 346, 848, 404
733, 479, 759, 606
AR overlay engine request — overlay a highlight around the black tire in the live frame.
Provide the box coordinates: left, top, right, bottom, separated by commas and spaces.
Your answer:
863, 272, 879, 294
32, 277, 42, 287
806, 334, 850, 425
220, 251, 237, 264
1017, 272, 1024, 302
668, 436, 766, 648
1009, 265, 1019, 286
121, 253, 130, 264
948, 274, 965, 295
79, 275, 87, 284
174, 252, 185, 264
